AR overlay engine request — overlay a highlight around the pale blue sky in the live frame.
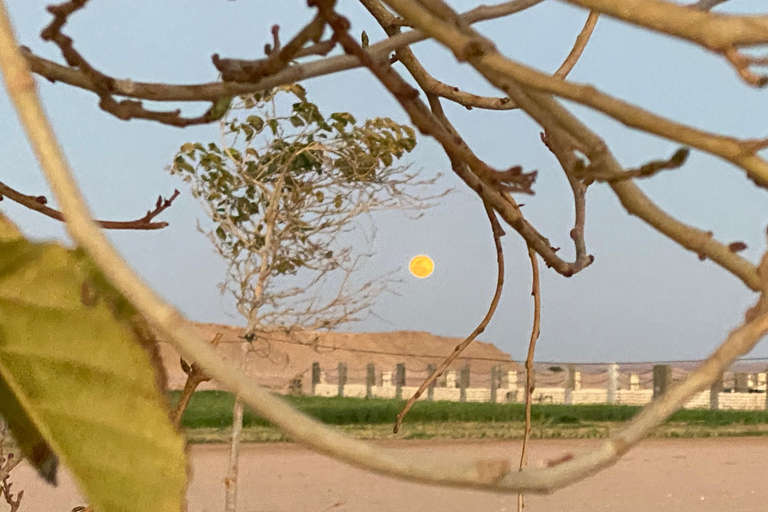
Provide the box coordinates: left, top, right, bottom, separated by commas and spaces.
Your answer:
2, 1, 767, 362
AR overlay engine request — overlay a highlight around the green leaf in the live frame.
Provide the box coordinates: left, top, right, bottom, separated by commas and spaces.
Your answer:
246, 115, 264, 132
268, 118, 279, 135
173, 155, 194, 174
0, 373, 58, 484
209, 96, 233, 120
0, 220, 187, 512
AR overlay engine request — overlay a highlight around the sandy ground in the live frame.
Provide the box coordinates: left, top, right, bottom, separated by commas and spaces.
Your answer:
10, 438, 768, 512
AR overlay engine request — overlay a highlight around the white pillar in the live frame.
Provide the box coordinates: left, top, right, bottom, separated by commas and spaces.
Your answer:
382, 371, 392, 387
507, 371, 518, 390
608, 363, 619, 404
574, 371, 582, 390
630, 373, 639, 391
446, 370, 456, 388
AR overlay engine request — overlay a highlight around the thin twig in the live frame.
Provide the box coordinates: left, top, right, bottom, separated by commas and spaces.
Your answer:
0, 453, 21, 485
0, 181, 179, 230
212, 16, 326, 82
39, 0, 234, 126
553, 11, 599, 79
1, 476, 22, 512
517, 245, 541, 511
577, 147, 690, 183
539, 128, 591, 268
394, 204, 505, 432
171, 332, 223, 429
560, 0, 768, 87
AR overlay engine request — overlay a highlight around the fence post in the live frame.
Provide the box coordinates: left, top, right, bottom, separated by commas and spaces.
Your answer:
311, 362, 321, 396
734, 372, 749, 393
564, 364, 575, 405
653, 364, 671, 399
366, 363, 375, 399
395, 363, 406, 400
507, 370, 518, 402
764, 367, 768, 411
710, 372, 723, 410
490, 365, 499, 403
607, 363, 619, 405
427, 364, 436, 401
337, 362, 347, 397
459, 364, 470, 402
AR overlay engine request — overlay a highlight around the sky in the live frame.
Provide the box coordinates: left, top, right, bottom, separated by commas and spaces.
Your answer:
2, 0, 767, 363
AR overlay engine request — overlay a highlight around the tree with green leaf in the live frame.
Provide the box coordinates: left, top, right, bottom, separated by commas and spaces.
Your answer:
171, 85, 436, 332
169, 84, 441, 511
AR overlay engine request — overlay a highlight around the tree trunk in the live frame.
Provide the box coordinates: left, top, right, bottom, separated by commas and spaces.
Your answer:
224, 399, 244, 512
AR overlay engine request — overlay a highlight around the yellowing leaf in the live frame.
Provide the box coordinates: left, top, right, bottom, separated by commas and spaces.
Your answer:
0, 221, 187, 512
0, 372, 58, 484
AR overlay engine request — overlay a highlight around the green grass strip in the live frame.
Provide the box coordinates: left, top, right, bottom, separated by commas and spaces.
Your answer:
170, 391, 768, 429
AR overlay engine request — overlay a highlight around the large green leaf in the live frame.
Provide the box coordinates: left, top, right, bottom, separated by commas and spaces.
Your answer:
0, 371, 58, 484
0, 217, 186, 512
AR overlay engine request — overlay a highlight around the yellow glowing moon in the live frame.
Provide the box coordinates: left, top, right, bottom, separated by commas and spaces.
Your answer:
409, 255, 434, 278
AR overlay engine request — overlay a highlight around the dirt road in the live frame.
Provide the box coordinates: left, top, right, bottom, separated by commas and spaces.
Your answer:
12, 438, 768, 512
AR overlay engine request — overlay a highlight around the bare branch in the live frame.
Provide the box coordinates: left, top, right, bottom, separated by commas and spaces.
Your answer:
381, 0, 764, 290
578, 147, 691, 183
517, 245, 541, 512
381, 0, 768, 189
427, 92, 593, 276
561, 0, 768, 86
394, 204, 505, 432
723, 47, 768, 88
361, 0, 517, 111
1, 476, 22, 512
171, 332, 223, 429
21, 0, 544, 115
213, 16, 327, 82
0, 453, 21, 485
0, 180, 178, 230
317, 4, 536, 195
322, 3, 595, 277
39, 0, 234, 126
363, 0, 594, 110
553, 10, 599, 79
539, 128, 590, 285
520, 88, 762, 290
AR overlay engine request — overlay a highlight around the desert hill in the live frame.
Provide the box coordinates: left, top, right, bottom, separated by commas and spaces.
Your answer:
159, 323, 518, 392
